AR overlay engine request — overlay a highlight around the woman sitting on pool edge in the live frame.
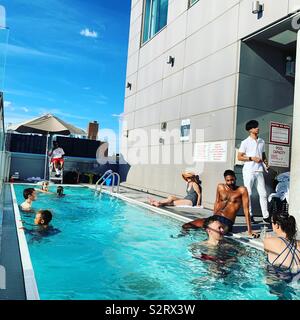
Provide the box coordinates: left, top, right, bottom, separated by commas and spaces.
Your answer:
148, 172, 202, 207
264, 211, 300, 281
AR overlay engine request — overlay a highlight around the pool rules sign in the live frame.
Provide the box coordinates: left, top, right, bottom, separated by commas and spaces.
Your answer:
269, 122, 291, 168
269, 145, 290, 168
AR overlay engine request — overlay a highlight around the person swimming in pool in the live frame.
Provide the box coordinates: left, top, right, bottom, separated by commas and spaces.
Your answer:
35, 181, 55, 194
20, 188, 37, 212
190, 216, 226, 263
20, 209, 61, 242
190, 216, 244, 280
56, 186, 65, 197
182, 170, 258, 238
148, 172, 202, 207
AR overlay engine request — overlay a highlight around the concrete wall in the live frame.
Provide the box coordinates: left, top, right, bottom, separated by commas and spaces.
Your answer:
122, 0, 242, 208
122, 0, 300, 208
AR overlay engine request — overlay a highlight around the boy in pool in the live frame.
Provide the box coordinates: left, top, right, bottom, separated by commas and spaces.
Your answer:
20, 210, 60, 241
56, 186, 65, 197
191, 216, 226, 262
34, 209, 53, 230
20, 188, 37, 212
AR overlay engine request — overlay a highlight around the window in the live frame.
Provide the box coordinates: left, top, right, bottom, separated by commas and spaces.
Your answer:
142, 0, 168, 44
189, 0, 199, 7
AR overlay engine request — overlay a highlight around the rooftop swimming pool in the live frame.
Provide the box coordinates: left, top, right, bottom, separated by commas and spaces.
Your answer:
14, 185, 300, 300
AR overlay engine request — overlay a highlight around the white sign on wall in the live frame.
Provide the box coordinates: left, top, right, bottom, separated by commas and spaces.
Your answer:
180, 119, 191, 142
270, 122, 291, 145
194, 141, 228, 162
269, 144, 290, 168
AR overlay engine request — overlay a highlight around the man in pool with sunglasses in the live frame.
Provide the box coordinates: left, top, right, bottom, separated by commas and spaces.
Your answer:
182, 170, 259, 238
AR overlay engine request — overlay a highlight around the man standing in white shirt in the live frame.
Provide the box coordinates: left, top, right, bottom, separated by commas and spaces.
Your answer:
238, 120, 271, 224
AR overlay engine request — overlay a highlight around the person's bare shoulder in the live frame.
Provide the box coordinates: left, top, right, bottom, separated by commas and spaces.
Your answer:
217, 183, 225, 190
264, 236, 281, 249
238, 186, 248, 194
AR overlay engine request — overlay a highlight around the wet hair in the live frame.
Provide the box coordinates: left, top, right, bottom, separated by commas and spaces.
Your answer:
38, 210, 52, 225
23, 188, 35, 199
224, 170, 236, 178
272, 211, 297, 242
191, 174, 202, 186
57, 186, 64, 196
245, 120, 259, 131
203, 216, 220, 230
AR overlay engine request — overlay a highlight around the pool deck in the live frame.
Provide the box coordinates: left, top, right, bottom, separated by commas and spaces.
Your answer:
86, 183, 272, 251
0, 184, 26, 300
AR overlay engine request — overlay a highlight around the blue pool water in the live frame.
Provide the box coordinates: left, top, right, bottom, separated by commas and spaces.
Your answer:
14, 185, 300, 300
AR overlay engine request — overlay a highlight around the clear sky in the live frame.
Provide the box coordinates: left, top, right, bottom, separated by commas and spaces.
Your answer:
1, 0, 131, 140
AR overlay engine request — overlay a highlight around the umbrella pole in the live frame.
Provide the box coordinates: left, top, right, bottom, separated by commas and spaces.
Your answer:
44, 133, 49, 180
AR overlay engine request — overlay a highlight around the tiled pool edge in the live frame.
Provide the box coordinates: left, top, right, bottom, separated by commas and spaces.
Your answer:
10, 184, 40, 300
89, 186, 264, 252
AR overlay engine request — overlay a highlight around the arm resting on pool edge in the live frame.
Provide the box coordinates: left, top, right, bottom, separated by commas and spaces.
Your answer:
182, 218, 205, 230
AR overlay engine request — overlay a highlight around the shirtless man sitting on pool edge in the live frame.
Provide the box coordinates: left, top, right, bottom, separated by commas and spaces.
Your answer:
182, 169, 258, 238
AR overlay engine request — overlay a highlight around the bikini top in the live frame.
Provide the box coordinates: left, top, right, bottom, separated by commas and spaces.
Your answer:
268, 237, 300, 275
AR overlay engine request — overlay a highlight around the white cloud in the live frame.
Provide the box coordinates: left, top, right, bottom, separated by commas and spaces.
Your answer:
112, 113, 123, 118
4, 101, 12, 108
80, 28, 98, 38
21, 107, 29, 113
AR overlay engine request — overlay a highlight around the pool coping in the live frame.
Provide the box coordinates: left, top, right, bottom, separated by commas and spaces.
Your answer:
10, 184, 40, 300
88, 186, 265, 252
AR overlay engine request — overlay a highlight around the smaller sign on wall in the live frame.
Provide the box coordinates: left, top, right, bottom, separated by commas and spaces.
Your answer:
269, 144, 290, 168
194, 141, 228, 162
180, 119, 191, 142
270, 122, 291, 145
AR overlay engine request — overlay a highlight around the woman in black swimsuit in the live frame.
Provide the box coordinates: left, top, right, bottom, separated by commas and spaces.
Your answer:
264, 211, 300, 281
148, 172, 202, 207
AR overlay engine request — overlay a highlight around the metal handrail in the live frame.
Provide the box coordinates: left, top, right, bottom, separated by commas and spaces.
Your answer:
95, 170, 113, 190
95, 170, 120, 194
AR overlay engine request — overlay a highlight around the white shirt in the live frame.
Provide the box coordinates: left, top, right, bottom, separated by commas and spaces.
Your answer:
239, 136, 265, 173
51, 147, 65, 159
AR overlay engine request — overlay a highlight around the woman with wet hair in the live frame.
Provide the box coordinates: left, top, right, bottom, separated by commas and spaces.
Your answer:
264, 211, 300, 280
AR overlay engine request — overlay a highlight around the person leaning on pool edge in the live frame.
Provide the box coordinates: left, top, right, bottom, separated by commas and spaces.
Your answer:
182, 170, 258, 238
264, 211, 300, 280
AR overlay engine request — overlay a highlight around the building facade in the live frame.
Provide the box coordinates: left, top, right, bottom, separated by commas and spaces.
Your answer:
121, 0, 300, 224
0, 6, 9, 197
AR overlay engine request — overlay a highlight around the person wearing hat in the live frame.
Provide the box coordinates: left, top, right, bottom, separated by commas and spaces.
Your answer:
237, 120, 270, 224
148, 172, 202, 207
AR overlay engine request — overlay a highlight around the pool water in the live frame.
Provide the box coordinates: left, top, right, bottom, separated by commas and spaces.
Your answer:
14, 185, 300, 300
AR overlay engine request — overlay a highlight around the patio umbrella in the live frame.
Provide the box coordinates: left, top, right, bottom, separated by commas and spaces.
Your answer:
8, 114, 86, 179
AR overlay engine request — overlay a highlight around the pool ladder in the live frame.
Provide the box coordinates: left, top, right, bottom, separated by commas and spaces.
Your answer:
95, 170, 120, 194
